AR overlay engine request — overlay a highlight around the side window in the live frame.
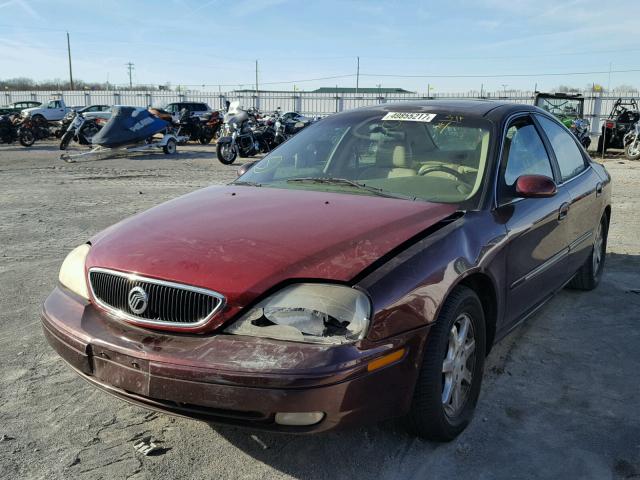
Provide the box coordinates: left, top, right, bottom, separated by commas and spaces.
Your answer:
501, 116, 554, 199
536, 115, 587, 182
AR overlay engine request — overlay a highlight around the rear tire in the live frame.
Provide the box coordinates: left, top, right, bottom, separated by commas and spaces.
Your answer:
199, 127, 213, 145
163, 138, 177, 154
407, 285, 486, 441
59, 131, 73, 150
567, 215, 608, 290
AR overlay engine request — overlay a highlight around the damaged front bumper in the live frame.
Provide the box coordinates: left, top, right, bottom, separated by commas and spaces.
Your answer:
41, 286, 428, 433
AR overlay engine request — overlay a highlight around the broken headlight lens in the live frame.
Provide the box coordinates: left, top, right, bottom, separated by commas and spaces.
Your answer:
225, 284, 371, 344
58, 243, 91, 300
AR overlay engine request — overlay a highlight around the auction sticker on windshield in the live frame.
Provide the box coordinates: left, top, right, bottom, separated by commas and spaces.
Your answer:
381, 112, 436, 122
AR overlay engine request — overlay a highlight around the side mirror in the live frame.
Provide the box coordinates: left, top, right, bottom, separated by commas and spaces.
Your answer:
237, 161, 258, 176
515, 174, 557, 198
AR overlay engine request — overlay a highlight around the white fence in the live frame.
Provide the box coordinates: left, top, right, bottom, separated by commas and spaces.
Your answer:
4, 89, 639, 135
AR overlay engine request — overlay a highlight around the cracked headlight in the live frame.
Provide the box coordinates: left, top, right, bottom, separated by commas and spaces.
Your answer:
225, 284, 371, 344
58, 244, 90, 300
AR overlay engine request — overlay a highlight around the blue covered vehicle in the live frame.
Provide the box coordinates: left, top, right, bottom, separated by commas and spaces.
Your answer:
60, 106, 189, 162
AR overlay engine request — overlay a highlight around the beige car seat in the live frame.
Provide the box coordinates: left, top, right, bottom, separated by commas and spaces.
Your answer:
360, 140, 417, 179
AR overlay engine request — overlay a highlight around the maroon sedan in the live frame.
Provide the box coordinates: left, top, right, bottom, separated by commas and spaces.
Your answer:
42, 101, 611, 441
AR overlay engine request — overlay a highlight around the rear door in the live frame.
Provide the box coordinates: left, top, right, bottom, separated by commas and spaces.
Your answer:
535, 114, 602, 274
496, 115, 572, 324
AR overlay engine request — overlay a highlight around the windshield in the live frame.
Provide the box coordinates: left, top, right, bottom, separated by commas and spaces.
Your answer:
236, 110, 493, 207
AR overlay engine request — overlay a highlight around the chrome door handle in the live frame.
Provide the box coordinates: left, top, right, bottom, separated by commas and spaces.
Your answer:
558, 202, 570, 221
596, 182, 603, 197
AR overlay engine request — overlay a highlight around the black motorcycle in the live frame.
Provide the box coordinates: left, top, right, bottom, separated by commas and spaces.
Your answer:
0, 114, 35, 147
216, 104, 269, 165
176, 108, 213, 144
59, 113, 103, 150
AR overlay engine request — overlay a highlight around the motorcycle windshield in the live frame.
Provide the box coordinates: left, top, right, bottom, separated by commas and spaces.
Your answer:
91, 106, 168, 148
225, 110, 249, 125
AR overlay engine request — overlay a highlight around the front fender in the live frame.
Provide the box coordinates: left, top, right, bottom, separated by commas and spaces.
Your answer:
357, 211, 507, 342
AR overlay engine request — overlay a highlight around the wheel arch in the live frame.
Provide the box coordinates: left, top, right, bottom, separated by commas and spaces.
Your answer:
456, 271, 498, 355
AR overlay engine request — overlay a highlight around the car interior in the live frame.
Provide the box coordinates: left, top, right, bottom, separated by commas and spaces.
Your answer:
251, 115, 492, 204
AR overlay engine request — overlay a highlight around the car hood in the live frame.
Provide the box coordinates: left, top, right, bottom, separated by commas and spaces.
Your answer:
22, 107, 40, 114
87, 185, 458, 331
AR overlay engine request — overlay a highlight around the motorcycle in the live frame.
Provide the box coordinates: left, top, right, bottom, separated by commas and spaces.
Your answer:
201, 110, 224, 144
0, 114, 35, 147
175, 108, 213, 145
623, 121, 640, 160
21, 115, 52, 142
216, 103, 269, 165
568, 118, 591, 150
59, 112, 104, 150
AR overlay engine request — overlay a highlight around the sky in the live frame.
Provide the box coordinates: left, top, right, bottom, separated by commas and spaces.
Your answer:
1, 0, 640, 93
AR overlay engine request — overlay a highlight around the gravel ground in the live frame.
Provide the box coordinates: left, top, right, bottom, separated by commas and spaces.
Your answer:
0, 141, 639, 480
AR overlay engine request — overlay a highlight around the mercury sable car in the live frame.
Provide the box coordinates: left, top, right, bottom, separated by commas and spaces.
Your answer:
42, 101, 611, 441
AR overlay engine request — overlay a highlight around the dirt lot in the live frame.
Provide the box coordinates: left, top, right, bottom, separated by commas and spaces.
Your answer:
0, 141, 639, 480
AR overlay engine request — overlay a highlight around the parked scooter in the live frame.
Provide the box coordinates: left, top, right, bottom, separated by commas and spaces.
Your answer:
0, 114, 35, 147
216, 103, 268, 164
59, 112, 104, 150
623, 122, 640, 160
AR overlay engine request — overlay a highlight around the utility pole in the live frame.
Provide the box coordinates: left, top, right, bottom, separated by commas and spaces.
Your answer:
66, 32, 74, 90
126, 62, 135, 88
501, 84, 508, 97
356, 56, 360, 95
255, 60, 259, 95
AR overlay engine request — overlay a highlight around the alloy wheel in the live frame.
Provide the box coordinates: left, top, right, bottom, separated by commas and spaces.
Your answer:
442, 313, 476, 418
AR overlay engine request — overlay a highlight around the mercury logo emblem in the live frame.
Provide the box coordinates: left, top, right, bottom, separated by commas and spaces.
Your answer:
128, 286, 148, 315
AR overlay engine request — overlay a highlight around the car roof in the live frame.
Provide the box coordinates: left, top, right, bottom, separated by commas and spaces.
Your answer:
355, 100, 538, 119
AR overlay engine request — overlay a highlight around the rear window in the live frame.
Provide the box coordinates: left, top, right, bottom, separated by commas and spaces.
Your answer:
536, 115, 587, 181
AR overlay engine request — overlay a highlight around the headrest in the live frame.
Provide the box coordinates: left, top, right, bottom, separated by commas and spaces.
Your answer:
376, 140, 412, 168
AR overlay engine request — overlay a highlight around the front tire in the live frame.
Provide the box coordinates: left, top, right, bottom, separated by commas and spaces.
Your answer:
567, 215, 608, 290
19, 129, 35, 147
59, 131, 73, 150
624, 141, 640, 160
407, 285, 486, 441
216, 142, 237, 164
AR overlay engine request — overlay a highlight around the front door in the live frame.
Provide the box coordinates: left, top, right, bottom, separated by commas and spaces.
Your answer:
496, 115, 571, 324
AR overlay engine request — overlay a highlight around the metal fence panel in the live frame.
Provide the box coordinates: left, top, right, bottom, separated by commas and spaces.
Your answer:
4, 89, 639, 135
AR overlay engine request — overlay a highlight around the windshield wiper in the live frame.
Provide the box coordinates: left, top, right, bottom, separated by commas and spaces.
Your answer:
232, 180, 262, 187
286, 177, 415, 200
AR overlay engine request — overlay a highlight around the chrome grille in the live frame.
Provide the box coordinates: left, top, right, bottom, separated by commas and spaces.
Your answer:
88, 268, 225, 327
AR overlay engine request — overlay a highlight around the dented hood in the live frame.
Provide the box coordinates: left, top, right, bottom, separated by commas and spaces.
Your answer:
87, 186, 458, 330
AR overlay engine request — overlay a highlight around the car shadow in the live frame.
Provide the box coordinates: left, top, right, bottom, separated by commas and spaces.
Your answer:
209, 418, 439, 479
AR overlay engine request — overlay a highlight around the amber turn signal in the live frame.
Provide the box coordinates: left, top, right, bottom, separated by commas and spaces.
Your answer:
367, 348, 405, 372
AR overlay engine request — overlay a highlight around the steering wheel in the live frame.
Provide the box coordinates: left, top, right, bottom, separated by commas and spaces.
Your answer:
418, 164, 465, 179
